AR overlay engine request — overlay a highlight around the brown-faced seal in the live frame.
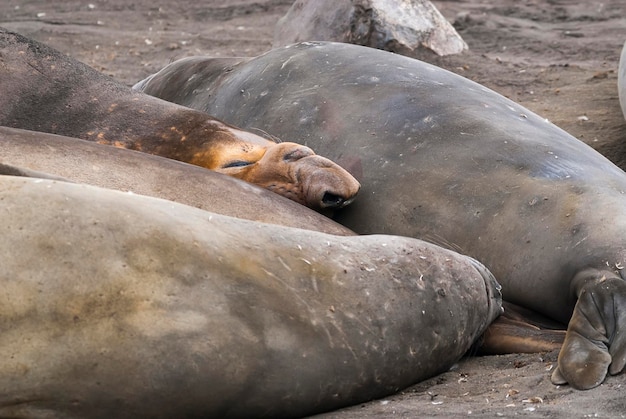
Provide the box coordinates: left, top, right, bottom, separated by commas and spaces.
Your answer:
0, 175, 501, 418
0, 126, 352, 236
0, 28, 359, 211
135, 41, 626, 389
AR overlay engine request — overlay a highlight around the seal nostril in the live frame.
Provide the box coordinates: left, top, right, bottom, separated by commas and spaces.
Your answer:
322, 192, 345, 208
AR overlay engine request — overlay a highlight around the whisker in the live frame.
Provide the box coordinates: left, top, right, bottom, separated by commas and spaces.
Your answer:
249, 127, 282, 143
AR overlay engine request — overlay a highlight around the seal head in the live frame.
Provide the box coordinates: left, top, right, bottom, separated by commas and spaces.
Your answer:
0, 29, 359, 211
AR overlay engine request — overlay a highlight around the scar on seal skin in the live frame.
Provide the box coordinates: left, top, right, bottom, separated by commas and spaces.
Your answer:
0, 28, 359, 211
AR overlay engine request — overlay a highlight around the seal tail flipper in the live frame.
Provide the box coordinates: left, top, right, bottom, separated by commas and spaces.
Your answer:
475, 301, 565, 355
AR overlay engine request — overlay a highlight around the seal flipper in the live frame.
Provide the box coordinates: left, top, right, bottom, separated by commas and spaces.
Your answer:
477, 301, 565, 355
551, 269, 626, 389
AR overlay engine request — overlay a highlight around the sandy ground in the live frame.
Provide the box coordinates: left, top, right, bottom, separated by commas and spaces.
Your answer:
1, 0, 626, 417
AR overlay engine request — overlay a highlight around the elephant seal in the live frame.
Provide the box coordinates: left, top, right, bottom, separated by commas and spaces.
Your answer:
619, 40, 626, 120
0, 175, 501, 418
136, 41, 626, 390
0, 126, 352, 236
0, 28, 359, 211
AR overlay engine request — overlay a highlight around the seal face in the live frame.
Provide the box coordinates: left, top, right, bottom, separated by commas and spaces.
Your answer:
0, 175, 501, 417
136, 41, 626, 389
0, 29, 359, 211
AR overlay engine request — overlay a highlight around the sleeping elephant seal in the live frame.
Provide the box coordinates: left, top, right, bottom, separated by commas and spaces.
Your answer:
0, 28, 359, 211
135, 41, 626, 390
0, 175, 501, 418
619, 40, 626, 121
0, 126, 352, 236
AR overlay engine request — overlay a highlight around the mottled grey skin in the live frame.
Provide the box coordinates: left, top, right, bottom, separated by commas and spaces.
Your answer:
619, 40, 626, 121
0, 126, 352, 236
136, 41, 626, 390
0, 175, 501, 418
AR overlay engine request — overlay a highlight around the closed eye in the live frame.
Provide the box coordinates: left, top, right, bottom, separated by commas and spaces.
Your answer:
222, 160, 252, 168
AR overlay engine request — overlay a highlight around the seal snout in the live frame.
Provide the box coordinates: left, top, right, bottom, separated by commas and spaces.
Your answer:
266, 142, 360, 210
299, 154, 361, 210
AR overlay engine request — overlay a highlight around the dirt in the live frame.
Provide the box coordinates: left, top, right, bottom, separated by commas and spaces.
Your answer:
1, 0, 626, 417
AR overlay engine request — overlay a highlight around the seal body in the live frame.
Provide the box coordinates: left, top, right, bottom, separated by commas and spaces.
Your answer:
0, 29, 359, 211
0, 126, 352, 236
0, 175, 501, 418
136, 41, 626, 389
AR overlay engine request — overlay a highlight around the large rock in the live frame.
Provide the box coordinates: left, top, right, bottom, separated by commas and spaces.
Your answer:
273, 0, 467, 57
